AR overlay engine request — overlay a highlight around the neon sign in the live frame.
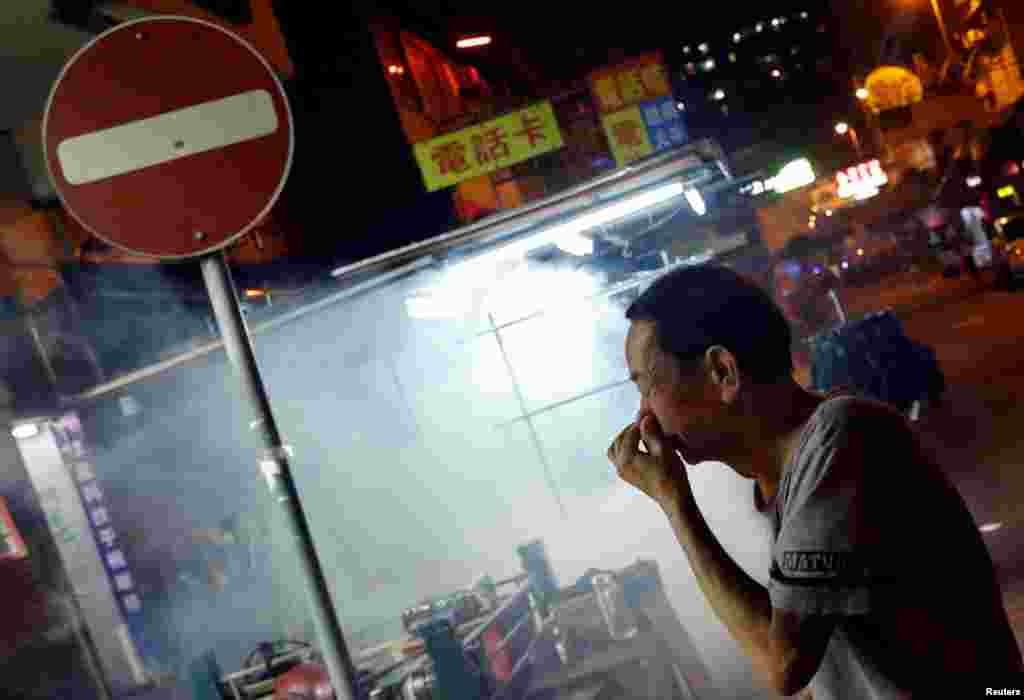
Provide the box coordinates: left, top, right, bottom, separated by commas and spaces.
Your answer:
836, 160, 888, 200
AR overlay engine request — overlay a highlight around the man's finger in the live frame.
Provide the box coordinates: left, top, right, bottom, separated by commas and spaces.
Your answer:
608, 429, 624, 463
618, 423, 641, 469
612, 425, 629, 458
610, 432, 623, 464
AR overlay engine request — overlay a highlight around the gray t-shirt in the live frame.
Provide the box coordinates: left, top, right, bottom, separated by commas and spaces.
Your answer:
755, 396, 1021, 698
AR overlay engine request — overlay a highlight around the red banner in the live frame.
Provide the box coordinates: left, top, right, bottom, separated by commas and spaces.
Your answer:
0, 496, 28, 561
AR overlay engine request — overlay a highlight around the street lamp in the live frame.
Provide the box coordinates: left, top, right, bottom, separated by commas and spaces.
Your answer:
835, 122, 862, 156
928, 0, 953, 55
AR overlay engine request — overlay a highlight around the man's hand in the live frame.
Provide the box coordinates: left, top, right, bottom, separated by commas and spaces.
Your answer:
608, 414, 690, 508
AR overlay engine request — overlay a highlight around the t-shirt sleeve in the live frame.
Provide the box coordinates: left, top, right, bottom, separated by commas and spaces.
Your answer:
769, 399, 903, 616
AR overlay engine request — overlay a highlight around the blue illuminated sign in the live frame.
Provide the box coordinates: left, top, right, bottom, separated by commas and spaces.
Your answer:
640, 96, 689, 155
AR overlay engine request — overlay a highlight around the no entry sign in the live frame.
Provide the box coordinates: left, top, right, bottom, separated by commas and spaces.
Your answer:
44, 17, 360, 697
43, 16, 293, 260
45, 20, 364, 695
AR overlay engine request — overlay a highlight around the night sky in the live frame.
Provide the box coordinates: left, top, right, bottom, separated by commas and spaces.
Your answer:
377, 0, 820, 83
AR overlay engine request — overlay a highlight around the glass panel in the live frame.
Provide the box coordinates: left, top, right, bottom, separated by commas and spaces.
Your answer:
494, 294, 630, 412
2, 165, 782, 698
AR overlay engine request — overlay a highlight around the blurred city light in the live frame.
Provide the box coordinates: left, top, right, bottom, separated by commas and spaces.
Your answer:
966, 176, 982, 188
856, 88, 869, 100
456, 36, 492, 49
835, 122, 850, 135
712, 88, 726, 101
684, 188, 707, 216
771, 69, 782, 78
768, 158, 816, 193
980, 522, 1004, 533
433, 180, 688, 310
515, 181, 685, 257
837, 160, 888, 200
11, 423, 39, 440
555, 234, 595, 257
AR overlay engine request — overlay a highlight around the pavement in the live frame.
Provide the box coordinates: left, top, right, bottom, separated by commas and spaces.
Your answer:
840, 269, 992, 321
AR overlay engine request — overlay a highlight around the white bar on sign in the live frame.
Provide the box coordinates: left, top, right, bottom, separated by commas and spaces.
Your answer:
57, 89, 279, 186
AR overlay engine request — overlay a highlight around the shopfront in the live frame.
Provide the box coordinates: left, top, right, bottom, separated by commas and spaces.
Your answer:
6, 144, 779, 699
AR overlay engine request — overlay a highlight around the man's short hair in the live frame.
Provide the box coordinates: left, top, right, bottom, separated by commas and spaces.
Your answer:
625, 264, 793, 383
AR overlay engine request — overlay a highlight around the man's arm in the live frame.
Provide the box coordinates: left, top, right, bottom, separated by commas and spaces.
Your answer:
609, 419, 834, 696
663, 486, 834, 695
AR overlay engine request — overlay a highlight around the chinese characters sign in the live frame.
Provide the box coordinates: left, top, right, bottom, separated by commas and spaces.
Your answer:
641, 97, 688, 154
16, 417, 146, 686
589, 54, 686, 168
587, 53, 672, 115
602, 96, 689, 168
602, 106, 653, 166
52, 415, 146, 623
414, 101, 564, 192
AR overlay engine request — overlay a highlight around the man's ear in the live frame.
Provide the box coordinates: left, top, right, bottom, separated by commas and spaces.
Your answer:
705, 346, 741, 403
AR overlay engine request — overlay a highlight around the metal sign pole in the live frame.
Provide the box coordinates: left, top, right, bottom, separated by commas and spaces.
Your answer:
200, 252, 359, 700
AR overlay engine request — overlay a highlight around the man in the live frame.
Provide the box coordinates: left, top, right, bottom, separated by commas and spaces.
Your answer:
607, 265, 1021, 697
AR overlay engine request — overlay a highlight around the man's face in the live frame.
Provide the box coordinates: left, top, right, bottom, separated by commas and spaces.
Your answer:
625, 320, 735, 465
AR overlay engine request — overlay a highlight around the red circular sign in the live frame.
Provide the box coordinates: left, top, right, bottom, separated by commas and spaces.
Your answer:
43, 17, 293, 260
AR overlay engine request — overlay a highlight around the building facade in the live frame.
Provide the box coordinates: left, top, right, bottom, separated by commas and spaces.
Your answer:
670, 9, 848, 152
